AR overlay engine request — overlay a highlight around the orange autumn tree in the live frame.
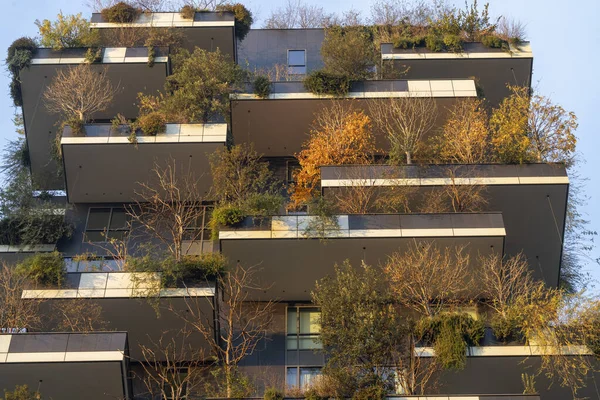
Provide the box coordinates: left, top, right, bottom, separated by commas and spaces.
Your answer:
289, 102, 377, 209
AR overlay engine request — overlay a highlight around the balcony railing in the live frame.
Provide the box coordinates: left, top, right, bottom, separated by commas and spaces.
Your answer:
30, 46, 169, 65
21, 272, 215, 299
61, 123, 228, 144
235, 79, 478, 100
219, 213, 506, 240
0, 332, 128, 363
91, 11, 235, 28
381, 41, 533, 60
320, 163, 569, 188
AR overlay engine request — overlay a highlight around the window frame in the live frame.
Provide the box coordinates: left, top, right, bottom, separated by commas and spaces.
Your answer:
84, 207, 130, 243
285, 305, 323, 390
287, 49, 307, 75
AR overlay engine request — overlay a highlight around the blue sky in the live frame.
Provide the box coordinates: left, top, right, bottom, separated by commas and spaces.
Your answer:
1, 0, 598, 286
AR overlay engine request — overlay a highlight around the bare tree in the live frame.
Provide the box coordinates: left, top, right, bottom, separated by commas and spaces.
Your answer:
0, 262, 41, 331
496, 16, 527, 43
44, 65, 118, 122
174, 264, 275, 397
128, 159, 208, 262
263, 0, 331, 28
369, 96, 437, 164
478, 252, 536, 319
49, 299, 106, 332
135, 332, 207, 400
384, 241, 473, 317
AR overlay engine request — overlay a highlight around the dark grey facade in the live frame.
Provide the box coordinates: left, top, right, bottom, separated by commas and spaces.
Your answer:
3, 9, 583, 400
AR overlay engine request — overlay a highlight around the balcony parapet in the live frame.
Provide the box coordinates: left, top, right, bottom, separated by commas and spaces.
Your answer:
91, 11, 235, 28
21, 272, 215, 299
320, 164, 569, 188
0, 332, 127, 363
235, 79, 478, 100
416, 345, 593, 358
30, 46, 169, 65
61, 123, 228, 144
219, 213, 505, 240
381, 41, 533, 60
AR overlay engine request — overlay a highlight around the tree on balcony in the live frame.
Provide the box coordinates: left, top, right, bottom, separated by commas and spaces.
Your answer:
35, 12, 98, 50
0, 262, 42, 332
289, 102, 376, 209
173, 263, 275, 398
44, 64, 118, 134
368, 96, 437, 164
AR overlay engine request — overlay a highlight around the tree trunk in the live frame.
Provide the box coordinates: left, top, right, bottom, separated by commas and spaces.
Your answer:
225, 363, 232, 398
406, 151, 412, 164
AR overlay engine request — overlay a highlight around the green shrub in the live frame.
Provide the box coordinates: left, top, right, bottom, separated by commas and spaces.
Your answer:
0, 215, 72, 246
210, 205, 245, 240
2, 384, 41, 400
84, 47, 102, 63
6, 37, 37, 107
180, 5, 196, 19
425, 34, 445, 52
16, 251, 65, 287
304, 70, 350, 97
64, 117, 85, 136
482, 34, 508, 49
393, 35, 425, 49
36, 12, 98, 50
253, 75, 271, 99
101, 2, 141, 23
417, 313, 484, 370
216, 3, 253, 41
245, 192, 284, 216
263, 387, 284, 400
137, 112, 166, 135
147, 45, 155, 67
443, 34, 463, 52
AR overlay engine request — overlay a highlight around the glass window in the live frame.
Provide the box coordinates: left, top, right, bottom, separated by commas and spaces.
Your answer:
300, 368, 321, 389
288, 50, 305, 66
286, 367, 298, 390
85, 207, 129, 242
288, 50, 306, 75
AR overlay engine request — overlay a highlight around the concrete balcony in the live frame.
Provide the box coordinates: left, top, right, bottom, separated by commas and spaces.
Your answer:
320, 163, 569, 287
91, 11, 236, 57
219, 213, 505, 301
22, 272, 217, 361
0, 332, 130, 400
380, 41, 533, 107
60, 123, 227, 203
231, 79, 477, 157
21, 47, 170, 190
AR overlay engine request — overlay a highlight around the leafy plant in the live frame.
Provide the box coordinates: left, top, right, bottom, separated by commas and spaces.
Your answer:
303, 70, 350, 97
139, 48, 246, 123
320, 25, 377, 80
137, 111, 166, 135
263, 387, 284, 400
1, 385, 41, 400
101, 2, 141, 23
64, 116, 85, 136
417, 313, 484, 370
180, 5, 196, 19
126, 253, 226, 287
147, 46, 155, 67
0, 214, 72, 246
16, 251, 65, 287
35, 12, 98, 50
253, 75, 271, 99
393, 35, 425, 49
443, 33, 463, 52
216, 3, 253, 41
6, 37, 37, 107
210, 205, 245, 239
425, 34, 444, 52
84, 47, 102, 63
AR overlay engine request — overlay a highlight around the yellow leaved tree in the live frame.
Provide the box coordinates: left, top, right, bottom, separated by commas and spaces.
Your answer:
289, 102, 376, 210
